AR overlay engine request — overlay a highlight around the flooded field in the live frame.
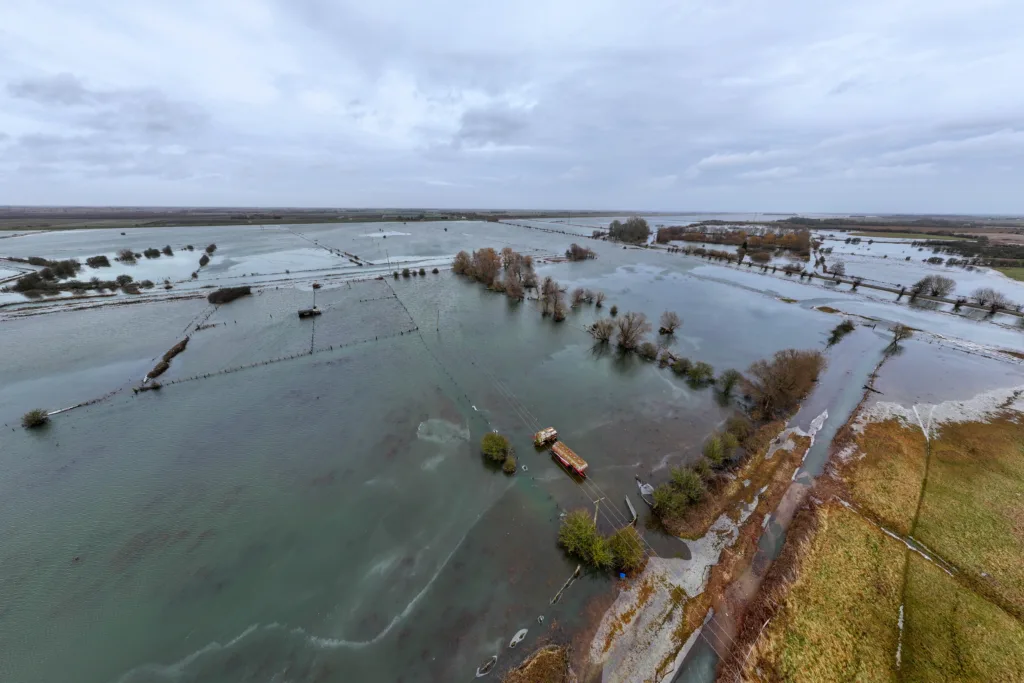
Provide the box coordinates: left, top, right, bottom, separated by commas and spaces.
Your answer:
2, 218, 1021, 683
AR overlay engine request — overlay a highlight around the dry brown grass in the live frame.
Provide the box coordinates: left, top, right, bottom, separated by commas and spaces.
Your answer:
915, 416, 1024, 613
816, 306, 840, 314
842, 419, 927, 536
903, 552, 1024, 682
502, 645, 571, 683
745, 502, 904, 683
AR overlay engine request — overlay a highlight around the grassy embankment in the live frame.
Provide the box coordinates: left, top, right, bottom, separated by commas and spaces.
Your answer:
742, 415, 1024, 682
996, 267, 1024, 282
502, 645, 571, 683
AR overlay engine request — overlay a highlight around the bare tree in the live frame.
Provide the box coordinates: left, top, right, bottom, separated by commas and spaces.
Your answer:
591, 318, 615, 342
830, 260, 846, 277
583, 288, 595, 303
743, 349, 826, 419
616, 312, 652, 350
659, 311, 682, 334
971, 287, 1012, 310
888, 323, 913, 352
595, 291, 606, 308
471, 248, 501, 285
912, 275, 956, 298
501, 246, 516, 271
570, 287, 586, 308
505, 277, 524, 300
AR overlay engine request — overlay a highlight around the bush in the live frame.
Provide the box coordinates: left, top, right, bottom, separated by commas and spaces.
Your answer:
393, 271, 399, 278
703, 436, 725, 466
402, 268, 411, 277
502, 454, 518, 474
452, 250, 472, 275
162, 245, 173, 256
687, 361, 715, 385
186, 245, 194, 251
205, 244, 217, 254
432, 267, 439, 274
743, 349, 826, 419
559, 509, 613, 570
725, 414, 753, 443
653, 466, 706, 519
419, 268, 426, 276
116, 248, 136, 263
143, 248, 161, 258
609, 305, 618, 317
21, 408, 49, 429
481, 432, 510, 462
671, 357, 692, 375
199, 254, 210, 267
115, 274, 134, 286
571, 288, 586, 307
86, 255, 111, 268
717, 369, 743, 395
638, 341, 659, 360
608, 526, 646, 573
139, 280, 155, 289
595, 291, 606, 307
207, 286, 251, 304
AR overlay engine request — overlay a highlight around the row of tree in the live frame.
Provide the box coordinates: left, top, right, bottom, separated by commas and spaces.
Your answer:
453, 247, 538, 301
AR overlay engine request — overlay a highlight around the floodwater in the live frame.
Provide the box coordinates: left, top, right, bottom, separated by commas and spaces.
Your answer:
1, 218, 1018, 683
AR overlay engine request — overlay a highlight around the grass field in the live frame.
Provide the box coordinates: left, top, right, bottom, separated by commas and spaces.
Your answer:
903, 553, 1024, 682
915, 417, 1024, 612
850, 231, 967, 241
751, 503, 904, 682
845, 419, 928, 535
996, 267, 1024, 282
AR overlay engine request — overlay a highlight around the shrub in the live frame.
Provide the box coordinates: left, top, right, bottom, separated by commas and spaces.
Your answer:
725, 414, 753, 443
609, 305, 618, 317
481, 432, 510, 462
393, 271, 399, 278
162, 245, 173, 256
419, 268, 426, 276
471, 248, 501, 285
670, 466, 706, 503
186, 245, 194, 251
502, 454, 517, 474
143, 248, 161, 258
703, 436, 725, 466
828, 320, 855, 346
559, 509, 613, 570
205, 244, 217, 254
116, 248, 136, 263
199, 254, 210, 267
671, 357, 692, 375
115, 274, 134, 286
638, 341, 659, 360
21, 408, 49, 429
595, 291, 606, 307
86, 255, 111, 268
432, 267, 439, 274
717, 369, 743, 395
571, 288, 586, 308
122, 283, 141, 294
743, 349, 826, 419
653, 466, 706, 519
608, 526, 646, 572
694, 458, 713, 481
402, 268, 411, 277
687, 361, 715, 385
207, 286, 251, 304
139, 280, 155, 289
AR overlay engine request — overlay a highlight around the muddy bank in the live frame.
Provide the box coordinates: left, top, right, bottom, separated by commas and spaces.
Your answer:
503, 644, 576, 683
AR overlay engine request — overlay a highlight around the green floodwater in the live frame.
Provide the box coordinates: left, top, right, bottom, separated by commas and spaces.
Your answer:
2, 219, 1016, 683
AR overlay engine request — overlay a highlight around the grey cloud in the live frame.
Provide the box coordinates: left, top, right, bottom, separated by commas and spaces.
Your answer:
1, 0, 1023, 211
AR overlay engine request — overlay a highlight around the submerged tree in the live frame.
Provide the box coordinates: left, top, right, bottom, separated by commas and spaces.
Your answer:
615, 312, 652, 351
659, 311, 682, 334
888, 323, 913, 353
591, 318, 616, 343
21, 408, 49, 429
559, 510, 613, 570
912, 275, 956, 298
452, 250, 472, 275
608, 526, 647, 573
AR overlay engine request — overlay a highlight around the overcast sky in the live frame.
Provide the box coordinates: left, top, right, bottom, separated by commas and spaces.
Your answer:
1, 1, 1022, 213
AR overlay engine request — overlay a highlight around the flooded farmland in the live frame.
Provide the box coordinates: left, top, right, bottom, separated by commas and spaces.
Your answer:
2, 218, 1022, 683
